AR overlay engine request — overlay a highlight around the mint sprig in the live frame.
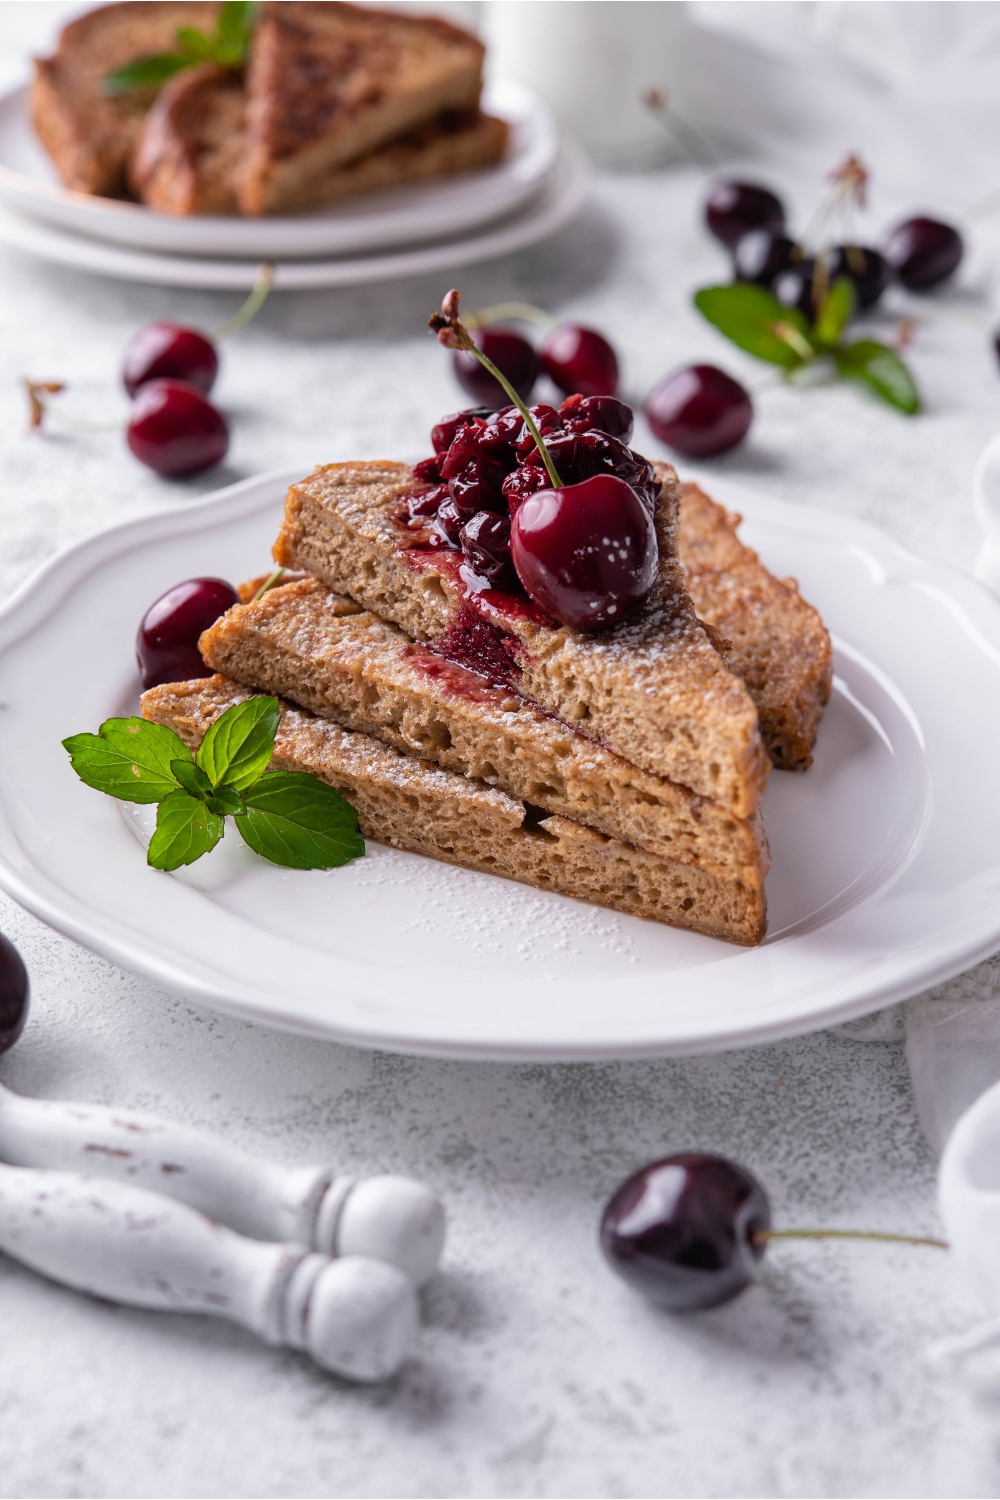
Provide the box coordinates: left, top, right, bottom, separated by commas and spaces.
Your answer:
104, 1, 257, 96
63, 697, 364, 874
693, 278, 920, 415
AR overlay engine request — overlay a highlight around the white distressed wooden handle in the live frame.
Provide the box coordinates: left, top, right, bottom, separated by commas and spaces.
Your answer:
0, 1163, 417, 1382
0, 1082, 444, 1284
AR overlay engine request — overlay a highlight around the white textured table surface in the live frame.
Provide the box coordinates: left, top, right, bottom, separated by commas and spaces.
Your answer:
5, 8, 1000, 1495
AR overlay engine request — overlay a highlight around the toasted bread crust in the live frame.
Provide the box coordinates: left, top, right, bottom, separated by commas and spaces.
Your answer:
31, 2, 220, 196
272, 461, 769, 817
677, 482, 833, 770
128, 62, 245, 214
141, 674, 767, 945
240, 1, 485, 214
199, 576, 770, 887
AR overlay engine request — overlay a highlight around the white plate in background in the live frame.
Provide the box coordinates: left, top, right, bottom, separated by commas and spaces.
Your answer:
0, 78, 559, 258
0, 468, 995, 1060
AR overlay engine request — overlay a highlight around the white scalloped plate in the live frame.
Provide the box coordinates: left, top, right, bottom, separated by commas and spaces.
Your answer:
0, 467, 997, 1060
0, 79, 559, 258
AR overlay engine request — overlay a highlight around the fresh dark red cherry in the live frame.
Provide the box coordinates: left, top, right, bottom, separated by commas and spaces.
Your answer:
733, 230, 801, 287
704, 180, 786, 248
646, 365, 752, 458
883, 216, 964, 290
122, 322, 219, 399
453, 328, 538, 407
510, 473, 657, 631
539, 325, 619, 397
136, 577, 240, 690
600, 1153, 771, 1311
0, 931, 29, 1056
127, 379, 229, 477
828, 244, 889, 308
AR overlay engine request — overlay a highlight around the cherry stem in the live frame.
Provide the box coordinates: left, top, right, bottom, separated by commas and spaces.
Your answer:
464, 302, 556, 333
251, 567, 286, 602
755, 1227, 948, 1251
212, 261, 274, 341
642, 87, 716, 168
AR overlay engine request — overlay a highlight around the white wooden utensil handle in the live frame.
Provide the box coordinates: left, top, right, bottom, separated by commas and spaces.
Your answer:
0, 1082, 444, 1283
0, 1163, 417, 1382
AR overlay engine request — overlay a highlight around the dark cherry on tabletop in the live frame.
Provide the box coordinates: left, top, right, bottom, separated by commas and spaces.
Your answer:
0, 931, 29, 1056
828, 244, 889, 309
136, 577, 240, 690
646, 365, 753, 458
733, 230, 801, 287
600, 1152, 772, 1311
883, 216, 964, 291
539, 324, 619, 397
453, 327, 539, 407
705, 180, 786, 248
122, 322, 219, 399
510, 472, 658, 631
127, 378, 229, 477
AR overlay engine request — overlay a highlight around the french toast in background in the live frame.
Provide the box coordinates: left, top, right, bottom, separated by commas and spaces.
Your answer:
31, 0, 509, 216
31, 1, 220, 196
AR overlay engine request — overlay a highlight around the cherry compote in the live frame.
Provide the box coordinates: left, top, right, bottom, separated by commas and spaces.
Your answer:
137, 577, 240, 690
453, 327, 538, 406
122, 322, 219, 398
539, 325, 619, 397
705, 180, 786, 248
0, 931, 29, 1056
510, 473, 657, 631
646, 365, 752, 458
883, 216, 964, 290
600, 1153, 771, 1311
459, 511, 514, 584
127, 378, 229, 477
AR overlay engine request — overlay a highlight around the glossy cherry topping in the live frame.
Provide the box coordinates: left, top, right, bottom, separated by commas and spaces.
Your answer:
127, 378, 229, 477
539, 324, 619, 397
0, 931, 29, 1056
122, 321, 219, 399
705, 180, 786, 248
453, 328, 538, 406
137, 576, 240, 690
646, 365, 752, 458
883, 216, 964, 290
510, 473, 658, 631
600, 1153, 771, 1311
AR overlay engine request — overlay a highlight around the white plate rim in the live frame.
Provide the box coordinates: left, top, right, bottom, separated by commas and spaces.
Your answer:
2, 467, 1000, 1060
0, 139, 587, 289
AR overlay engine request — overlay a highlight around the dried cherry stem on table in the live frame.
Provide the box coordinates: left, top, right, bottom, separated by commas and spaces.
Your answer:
754, 1227, 949, 1250
211, 260, 274, 341
24, 380, 122, 435
429, 288, 564, 491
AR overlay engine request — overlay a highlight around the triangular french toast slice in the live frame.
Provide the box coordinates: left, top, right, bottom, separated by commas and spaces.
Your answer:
272, 461, 769, 818
240, 2, 487, 215
142, 674, 768, 945
31, 1, 220, 196
198, 575, 770, 892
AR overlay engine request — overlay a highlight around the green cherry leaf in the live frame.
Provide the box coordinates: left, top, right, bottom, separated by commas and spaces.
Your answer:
814, 276, 856, 346
147, 791, 224, 871
236, 772, 364, 869
63, 718, 191, 803
834, 340, 920, 415
196, 696, 280, 791
103, 52, 193, 94
694, 284, 818, 368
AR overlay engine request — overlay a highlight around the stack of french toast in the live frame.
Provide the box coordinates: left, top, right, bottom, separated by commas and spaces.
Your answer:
140, 400, 832, 947
32, 2, 507, 215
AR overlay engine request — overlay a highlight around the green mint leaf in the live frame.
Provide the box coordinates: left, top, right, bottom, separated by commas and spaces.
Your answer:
694, 284, 818, 367
63, 718, 191, 803
236, 772, 364, 869
217, 0, 257, 63
147, 791, 223, 871
196, 696, 279, 792
175, 26, 217, 60
814, 276, 856, 346
834, 340, 920, 415
171, 759, 214, 801
103, 53, 193, 95
206, 786, 245, 818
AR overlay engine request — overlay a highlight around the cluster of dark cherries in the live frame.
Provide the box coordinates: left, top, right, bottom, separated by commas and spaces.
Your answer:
121, 319, 230, 477
0, 930, 944, 1312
